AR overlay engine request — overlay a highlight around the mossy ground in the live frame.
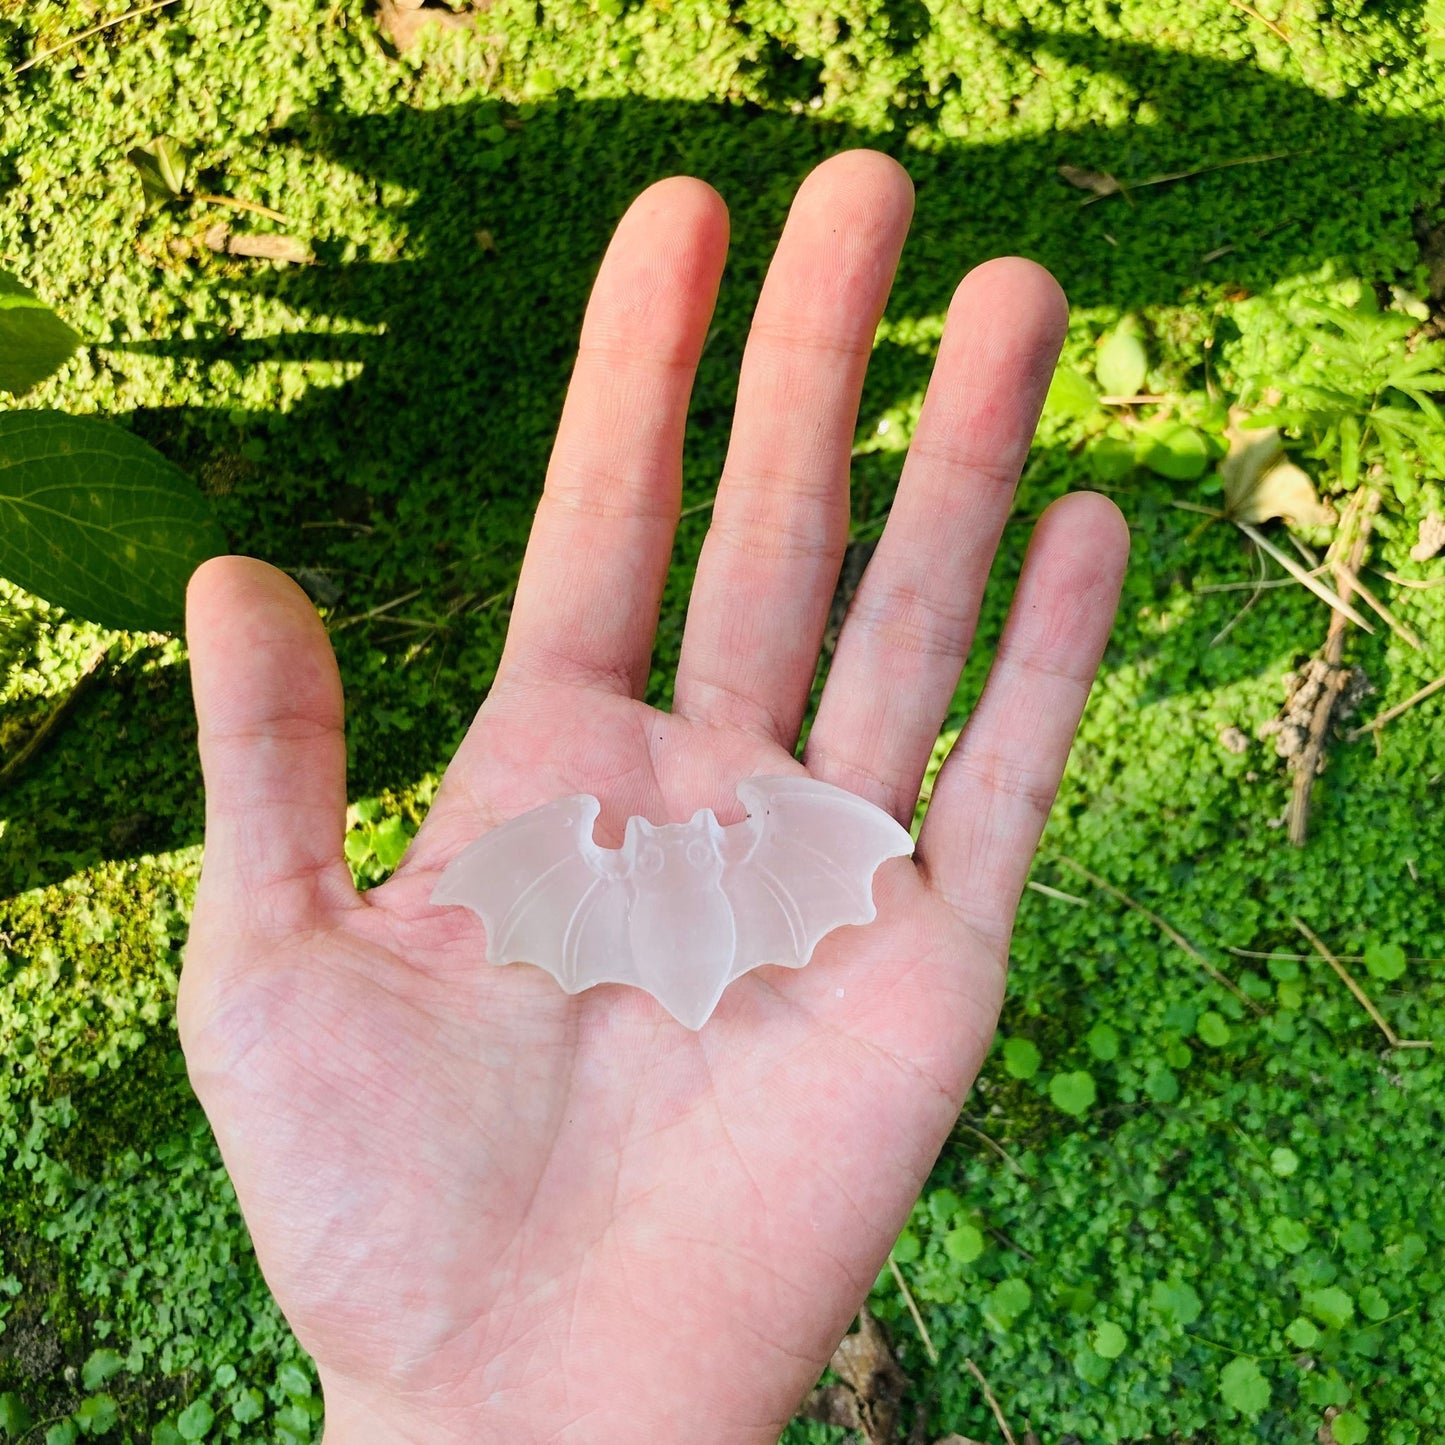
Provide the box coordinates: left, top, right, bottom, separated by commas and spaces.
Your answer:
2, 1, 1443, 1441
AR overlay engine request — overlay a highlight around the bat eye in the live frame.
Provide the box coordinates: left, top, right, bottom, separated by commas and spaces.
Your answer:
637, 844, 664, 875
686, 840, 711, 868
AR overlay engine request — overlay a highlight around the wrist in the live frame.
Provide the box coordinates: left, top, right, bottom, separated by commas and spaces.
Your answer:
319, 1378, 493, 1445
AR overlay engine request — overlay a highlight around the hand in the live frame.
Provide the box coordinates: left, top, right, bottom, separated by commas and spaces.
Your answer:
180, 150, 1128, 1444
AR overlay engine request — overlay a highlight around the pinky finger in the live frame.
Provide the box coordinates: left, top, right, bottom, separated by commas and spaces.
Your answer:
916, 491, 1129, 949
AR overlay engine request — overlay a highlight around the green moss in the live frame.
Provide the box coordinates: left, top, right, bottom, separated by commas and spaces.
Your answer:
2, 0, 1444, 1439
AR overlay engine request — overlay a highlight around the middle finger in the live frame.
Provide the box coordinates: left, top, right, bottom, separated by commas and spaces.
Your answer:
672, 150, 914, 747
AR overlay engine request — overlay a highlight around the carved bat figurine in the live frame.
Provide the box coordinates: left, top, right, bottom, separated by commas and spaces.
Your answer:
430, 775, 915, 1029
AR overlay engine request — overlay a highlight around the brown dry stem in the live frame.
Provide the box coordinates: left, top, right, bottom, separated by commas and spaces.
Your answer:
1293, 917, 1433, 1050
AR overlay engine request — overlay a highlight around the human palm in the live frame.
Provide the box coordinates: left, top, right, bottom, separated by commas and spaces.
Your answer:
180, 152, 1127, 1444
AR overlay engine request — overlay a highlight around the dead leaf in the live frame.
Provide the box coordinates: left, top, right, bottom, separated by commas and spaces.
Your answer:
202, 222, 312, 265
228, 233, 312, 264
933, 1437, 989, 1445
801, 1384, 863, 1429
803, 1309, 910, 1445
1410, 510, 1445, 562
373, 0, 476, 52
1221, 414, 1336, 528
1057, 164, 1121, 197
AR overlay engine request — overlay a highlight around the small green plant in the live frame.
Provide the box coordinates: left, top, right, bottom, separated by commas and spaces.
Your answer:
343, 799, 419, 886
1233, 296, 1445, 506
1048, 1069, 1097, 1117
1219, 1356, 1271, 1419
0, 270, 224, 633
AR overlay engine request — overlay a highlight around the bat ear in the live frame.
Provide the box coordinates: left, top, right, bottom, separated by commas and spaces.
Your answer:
728, 777, 774, 862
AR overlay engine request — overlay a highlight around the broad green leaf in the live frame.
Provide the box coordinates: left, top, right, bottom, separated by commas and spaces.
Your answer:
1043, 365, 1100, 420
1341, 1219, 1374, 1256
1285, 1315, 1320, 1348
0, 410, 225, 631
1002, 1036, 1041, 1080
1270, 1217, 1310, 1254
152, 1425, 185, 1445
0, 270, 82, 396
1049, 1070, 1096, 1117
943, 1223, 984, 1264
1086, 434, 1136, 482
1096, 322, 1149, 397
1196, 1011, 1231, 1047
1399, 1233, 1427, 1268
276, 1361, 313, 1399
74, 1396, 118, 1437
81, 1349, 124, 1391
370, 815, 411, 871
0, 1393, 34, 1438
1150, 1277, 1202, 1327
1219, 1357, 1270, 1418
983, 1277, 1032, 1330
1304, 1285, 1354, 1330
1091, 1321, 1128, 1358
891, 1229, 920, 1264
127, 137, 189, 206
927, 1188, 962, 1222
1357, 1285, 1390, 1321
276, 1401, 312, 1439
1085, 1022, 1120, 1060
1137, 421, 1211, 480
176, 1399, 214, 1441
1363, 942, 1406, 981
1332, 1413, 1368, 1445
1270, 1147, 1299, 1177
45, 1422, 78, 1445
229, 1390, 264, 1425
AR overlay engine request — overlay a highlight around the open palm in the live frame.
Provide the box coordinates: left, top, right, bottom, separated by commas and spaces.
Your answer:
180, 152, 1127, 1444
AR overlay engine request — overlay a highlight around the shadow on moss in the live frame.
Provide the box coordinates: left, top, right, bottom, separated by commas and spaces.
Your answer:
5, 34, 1442, 892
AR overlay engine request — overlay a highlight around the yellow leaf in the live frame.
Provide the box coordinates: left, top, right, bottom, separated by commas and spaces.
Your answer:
1221, 418, 1335, 528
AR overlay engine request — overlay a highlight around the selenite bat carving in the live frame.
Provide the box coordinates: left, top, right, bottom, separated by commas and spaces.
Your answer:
430, 775, 915, 1029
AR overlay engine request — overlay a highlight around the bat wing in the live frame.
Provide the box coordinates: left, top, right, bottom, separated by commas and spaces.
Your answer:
429, 795, 632, 994
722, 775, 915, 982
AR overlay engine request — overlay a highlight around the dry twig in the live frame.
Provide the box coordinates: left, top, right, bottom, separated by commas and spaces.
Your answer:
1293, 917, 1433, 1050
194, 193, 292, 224
1228, 945, 1445, 965
1346, 672, 1445, 741
1284, 491, 1375, 844
1055, 857, 1262, 1012
1289, 535, 1423, 650
1025, 879, 1087, 905
887, 1257, 939, 1367
1079, 150, 1299, 207
0, 644, 111, 787
964, 1358, 1017, 1445
1235, 522, 1374, 632
956, 1121, 1030, 1179
11, 0, 188, 75
1227, 0, 1291, 44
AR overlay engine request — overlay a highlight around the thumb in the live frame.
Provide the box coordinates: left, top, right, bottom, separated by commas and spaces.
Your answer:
186, 555, 356, 934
